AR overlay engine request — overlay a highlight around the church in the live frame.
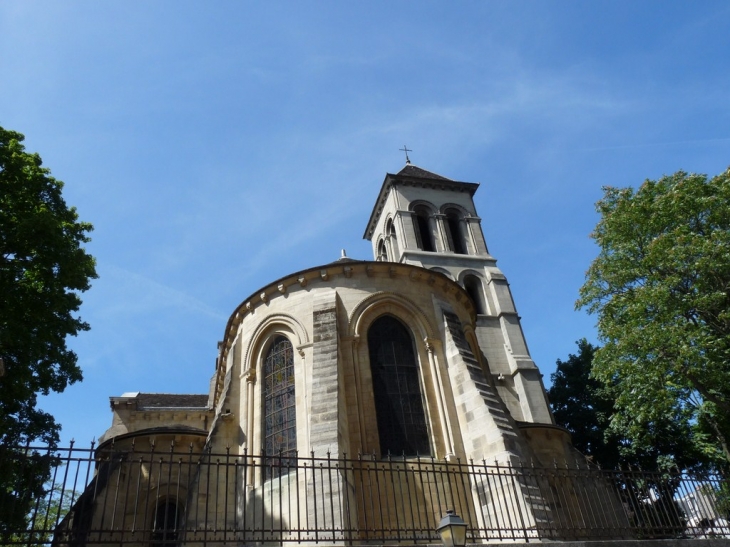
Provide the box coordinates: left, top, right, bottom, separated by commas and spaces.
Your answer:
56, 162, 623, 545
101, 161, 574, 465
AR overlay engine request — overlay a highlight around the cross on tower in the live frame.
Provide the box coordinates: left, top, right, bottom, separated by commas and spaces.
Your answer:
399, 145, 412, 164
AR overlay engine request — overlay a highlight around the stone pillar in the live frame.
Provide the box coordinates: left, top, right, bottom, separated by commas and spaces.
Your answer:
466, 216, 489, 255
397, 210, 419, 251
441, 310, 526, 463
425, 338, 455, 457
435, 213, 450, 252
307, 290, 347, 542
428, 213, 444, 252
440, 310, 559, 537
310, 290, 340, 456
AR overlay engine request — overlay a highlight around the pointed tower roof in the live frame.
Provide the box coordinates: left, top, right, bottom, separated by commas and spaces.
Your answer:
395, 163, 453, 181
363, 164, 479, 240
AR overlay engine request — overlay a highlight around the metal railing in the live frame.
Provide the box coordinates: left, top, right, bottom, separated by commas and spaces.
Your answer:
1, 442, 729, 545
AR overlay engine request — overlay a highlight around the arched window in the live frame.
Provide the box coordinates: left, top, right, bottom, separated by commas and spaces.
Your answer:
445, 210, 467, 255
263, 336, 296, 476
377, 239, 388, 261
367, 315, 430, 457
152, 500, 181, 547
387, 219, 396, 239
464, 275, 487, 315
386, 218, 398, 259
413, 207, 435, 252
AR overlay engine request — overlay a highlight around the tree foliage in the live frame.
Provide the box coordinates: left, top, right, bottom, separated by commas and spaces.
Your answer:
4, 480, 78, 546
577, 168, 730, 466
549, 339, 621, 469
549, 339, 707, 471
0, 126, 96, 534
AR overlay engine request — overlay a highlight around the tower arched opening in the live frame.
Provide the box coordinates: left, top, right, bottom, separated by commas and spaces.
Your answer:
463, 274, 487, 315
413, 206, 436, 252
445, 209, 468, 255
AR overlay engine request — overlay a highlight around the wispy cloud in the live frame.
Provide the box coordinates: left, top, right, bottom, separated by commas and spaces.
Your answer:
579, 137, 730, 152
98, 264, 228, 322
354, 71, 630, 146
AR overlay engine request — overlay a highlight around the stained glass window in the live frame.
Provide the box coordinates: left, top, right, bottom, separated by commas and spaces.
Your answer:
367, 315, 431, 457
263, 336, 296, 477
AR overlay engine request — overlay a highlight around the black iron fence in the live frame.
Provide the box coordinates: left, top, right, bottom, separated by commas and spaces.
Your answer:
2, 442, 729, 545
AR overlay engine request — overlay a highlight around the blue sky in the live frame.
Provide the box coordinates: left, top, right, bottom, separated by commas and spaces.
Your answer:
2, 1, 729, 447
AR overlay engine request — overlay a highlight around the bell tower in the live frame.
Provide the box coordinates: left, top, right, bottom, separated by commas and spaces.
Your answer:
364, 162, 554, 425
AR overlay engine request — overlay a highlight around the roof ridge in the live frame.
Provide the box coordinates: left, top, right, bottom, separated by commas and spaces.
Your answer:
395, 163, 452, 181
137, 392, 208, 395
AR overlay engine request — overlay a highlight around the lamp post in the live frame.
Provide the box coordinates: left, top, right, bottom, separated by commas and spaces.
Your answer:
436, 510, 467, 547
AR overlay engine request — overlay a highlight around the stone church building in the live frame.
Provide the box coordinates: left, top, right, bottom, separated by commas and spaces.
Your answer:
59, 163, 612, 545
102, 162, 572, 464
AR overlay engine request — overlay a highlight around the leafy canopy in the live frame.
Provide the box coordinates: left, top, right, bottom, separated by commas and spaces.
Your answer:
549, 339, 707, 471
549, 340, 620, 468
0, 126, 97, 535
577, 168, 730, 466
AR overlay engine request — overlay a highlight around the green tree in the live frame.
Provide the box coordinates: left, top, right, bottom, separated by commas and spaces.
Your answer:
577, 168, 730, 467
4, 481, 78, 547
549, 339, 707, 471
0, 126, 97, 535
549, 339, 621, 469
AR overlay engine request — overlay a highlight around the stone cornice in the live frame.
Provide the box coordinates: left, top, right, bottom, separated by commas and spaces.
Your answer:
400, 249, 497, 264
96, 426, 209, 452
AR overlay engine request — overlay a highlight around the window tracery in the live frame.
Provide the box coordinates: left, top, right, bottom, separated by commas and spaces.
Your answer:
386, 218, 398, 259
367, 315, 430, 457
263, 335, 296, 475
377, 238, 388, 261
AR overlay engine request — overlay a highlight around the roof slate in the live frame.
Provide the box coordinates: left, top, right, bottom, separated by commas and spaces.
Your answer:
395, 164, 452, 181
135, 393, 210, 410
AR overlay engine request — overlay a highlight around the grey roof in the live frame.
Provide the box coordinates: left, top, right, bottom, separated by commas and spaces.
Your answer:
135, 393, 210, 410
396, 163, 452, 181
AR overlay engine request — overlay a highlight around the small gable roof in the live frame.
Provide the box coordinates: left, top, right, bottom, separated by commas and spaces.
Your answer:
395, 163, 453, 181
135, 393, 210, 410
